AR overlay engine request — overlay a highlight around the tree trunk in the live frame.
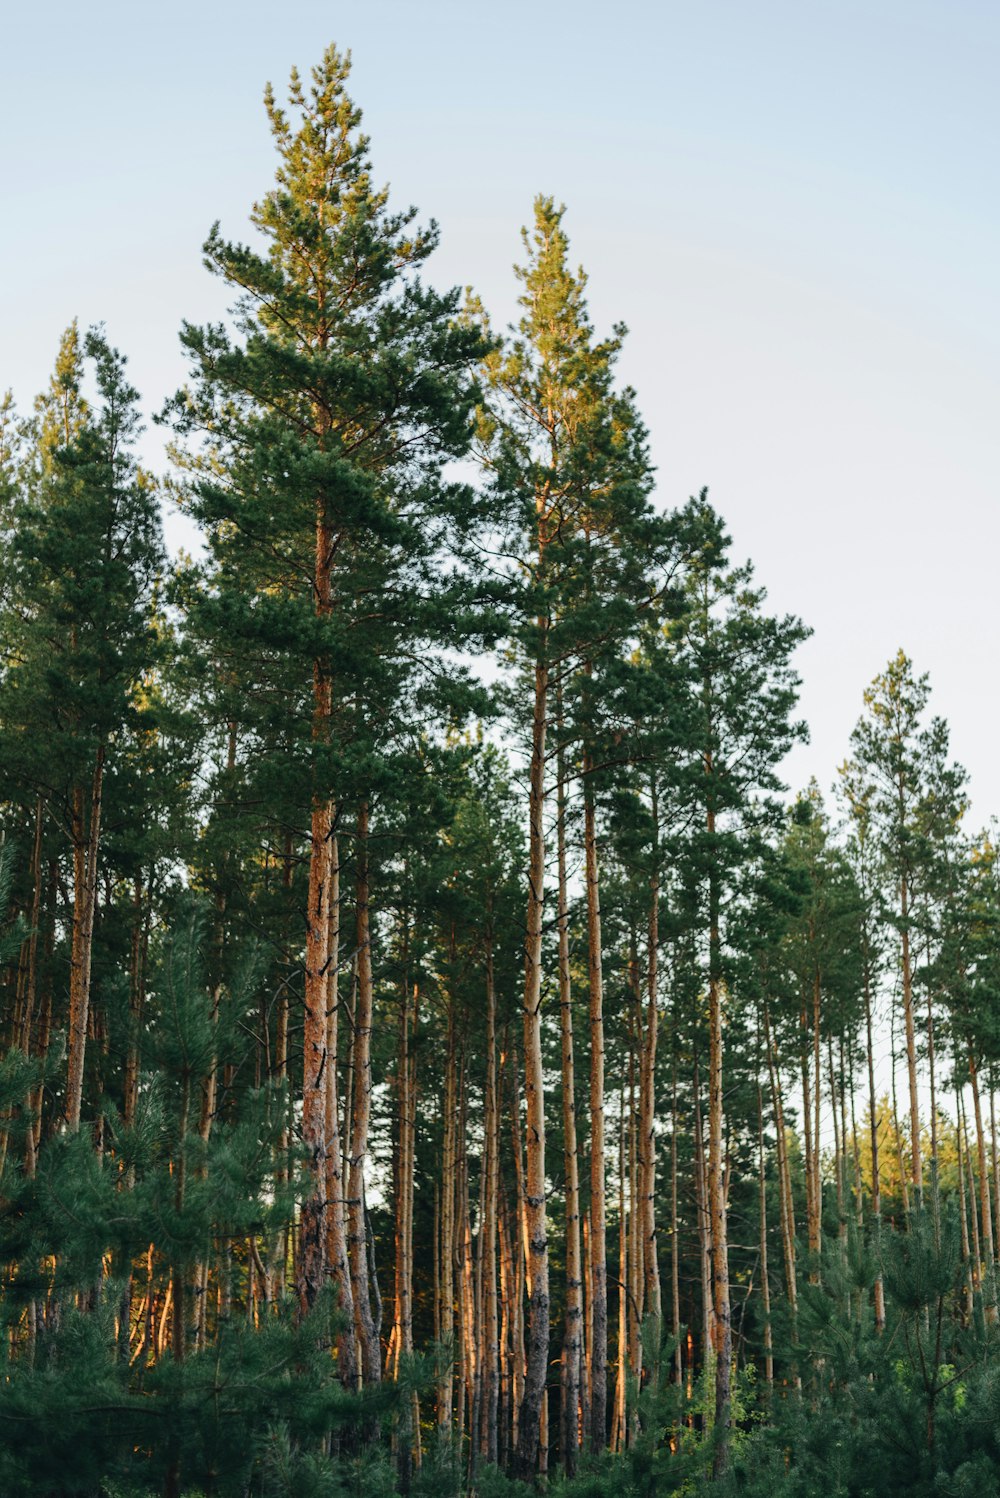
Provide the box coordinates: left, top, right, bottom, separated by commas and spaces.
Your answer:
708, 963, 731, 1471
438, 1000, 457, 1431
482, 943, 500, 1465
670, 1045, 682, 1385
763, 1003, 797, 1333
639, 786, 661, 1328
297, 791, 332, 1311
757, 1079, 773, 1390
612, 1103, 627, 1451
556, 728, 582, 1474
347, 800, 380, 1382
706, 799, 731, 1473
692, 1055, 714, 1381
862, 959, 885, 1329
800, 1006, 818, 1281
65, 747, 105, 1132
514, 646, 550, 1479
900, 874, 923, 1201
324, 832, 357, 1385
969, 1051, 997, 1316
583, 752, 607, 1455
956, 1074, 974, 1318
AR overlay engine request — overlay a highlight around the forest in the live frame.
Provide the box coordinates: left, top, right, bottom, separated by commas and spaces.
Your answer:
2, 42, 1000, 1498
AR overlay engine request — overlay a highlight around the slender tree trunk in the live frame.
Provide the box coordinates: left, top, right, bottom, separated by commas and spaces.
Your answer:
482, 943, 500, 1465
30, 862, 56, 1161
890, 1013, 911, 1216
323, 832, 357, 1386
514, 641, 550, 1478
828, 1038, 844, 1240
276, 843, 293, 1301
862, 959, 885, 1330
556, 726, 582, 1475
582, 1214, 592, 1430
708, 962, 731, 1471
757, 1079, 773, 1390
438, 1002, 457, 1431
627, 1019, 642, 1391
66, 746, 105, 1132
990, 1071, 1000, 1267
800, 1005, 818, 1281
692, 1055, 714, 1385
956, 1074, 974, 1318
583, 753, 608, 1455
926, 970, 940, 1235
458, 1071, 477, 1449
812, 966, 823, 1263
969, 1051, 997, 1316
639, 784, 661, 1328
670, 1045, 682, 1385
347, 800, 380, 1383
900, 874, 923, 1201
763, 1003, 797, 1333
962, 1090, 983, 1298
612, 1102, 627, 1451
390, 957, 419, 1449
297, 793, 332, 1310
19, 796, 44, 1179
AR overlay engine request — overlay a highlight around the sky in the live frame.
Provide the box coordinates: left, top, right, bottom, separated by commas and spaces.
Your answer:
3, 0, 998, 822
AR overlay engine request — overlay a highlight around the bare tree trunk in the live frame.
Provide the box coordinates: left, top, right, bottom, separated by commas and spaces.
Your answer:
347, 801, 380, 1383
862, 961, 885, 1330
757, 1079, 773, 1390
763, 1004, 797, 1334
800, 1003, 819, 1282
639, 787, 661, 1328
324, 832, 357, 1386
962, 1089, 983, 1298
30, 862, 56, 1161
66, 746, 105, 1132
890, 1012, 911, 1216
670, 1046, 682, 1385
275, 842, 293, 1302
297, 786, 332, 1310
458, 1074, 477, 1450
708, 965, 731, 1472
925, 972, 940, 1236
990, 1071, 1000, 1268
969, 1051, 997, 1316
514, 644, 550, 1479
556, 726, 582, 1475
956, 1074, 974, 1318
498, 1178, 512, 1466
482, 945, 500, 1465
900, 874, 923, 1202
19, 796, 45, 1180
692, 1056, 714, 1381
583, 754, 607, 1455
391, 949, 420, 1474
438, 1001, 457, 1431
612, 1102, 627, 1451
812, 968, 823, 1265
627, 1019, 642, 1390
828, 1037, 843, 1240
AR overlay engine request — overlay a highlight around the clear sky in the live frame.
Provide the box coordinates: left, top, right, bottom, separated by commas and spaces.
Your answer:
4, 1, 997, 820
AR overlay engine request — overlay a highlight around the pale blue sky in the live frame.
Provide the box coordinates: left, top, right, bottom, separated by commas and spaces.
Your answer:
3, 1, 997, 817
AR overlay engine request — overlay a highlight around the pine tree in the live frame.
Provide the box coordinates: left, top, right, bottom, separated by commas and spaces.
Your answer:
0, 328, 163, 1134
169, 45, 487, 1364
678, 512, 808, 1472
842, 651, 968, 1211
474, 194, 660, 1470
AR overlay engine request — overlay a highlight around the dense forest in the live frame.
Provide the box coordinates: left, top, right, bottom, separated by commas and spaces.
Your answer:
3, 44, 1000, 1498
